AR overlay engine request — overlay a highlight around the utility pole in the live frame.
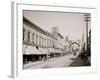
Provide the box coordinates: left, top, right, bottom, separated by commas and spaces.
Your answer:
84, 14, 90, 52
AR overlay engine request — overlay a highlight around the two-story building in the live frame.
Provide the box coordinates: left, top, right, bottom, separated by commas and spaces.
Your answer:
23, 17, 58, 64
23, 17, 64, 64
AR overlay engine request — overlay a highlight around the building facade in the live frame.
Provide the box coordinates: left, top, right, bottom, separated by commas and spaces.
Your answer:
23, 17, 64, 64
51, 27, 64, 49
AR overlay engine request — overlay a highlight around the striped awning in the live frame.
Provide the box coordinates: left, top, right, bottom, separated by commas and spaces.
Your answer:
23, 44, 63, 55
48, 48, 63, 54
48, 48, 55, 53
23, 45, 50, 55
23, 45, 41, 55
55, 49, 63, 54
38, 48, 50, 54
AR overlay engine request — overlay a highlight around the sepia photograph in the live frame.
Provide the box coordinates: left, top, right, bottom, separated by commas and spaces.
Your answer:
22, 10, 91, 69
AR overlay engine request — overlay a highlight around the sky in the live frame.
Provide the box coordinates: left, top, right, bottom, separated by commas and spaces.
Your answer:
23, 10, 91, 40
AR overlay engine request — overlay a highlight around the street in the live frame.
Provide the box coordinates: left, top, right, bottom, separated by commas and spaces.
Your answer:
24, 52, 80, 69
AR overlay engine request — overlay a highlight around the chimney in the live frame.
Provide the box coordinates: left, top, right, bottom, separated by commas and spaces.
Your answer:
51, 27, 58, 38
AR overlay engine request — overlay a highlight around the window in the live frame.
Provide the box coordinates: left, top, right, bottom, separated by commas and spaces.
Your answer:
50, 40, 51, 47
49, 40, 50, 47
23, 28, 25, 41
32, 33, 34, 43
48, 39, 49, 47
52, 41, 54, 48
51, 40, 52, 47
42, 38, 44, 46
45, 39, 46, 47
39, 36, 41, 45
47, 39, 48, 47
27, 31, 30, 42
41, 37, 43, 46
36, 35, 38, 45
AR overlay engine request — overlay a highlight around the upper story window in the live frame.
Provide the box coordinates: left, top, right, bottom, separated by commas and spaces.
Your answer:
47, 39, 48, 47
41, 37, 43, 46
51, 40, 52, 47
49, 40, 50, 47
52, 41, 55, 48
36, 35, 38, 45
42, 38, 44, 47
50, 40, 51, 47
32, 33, 34, 43
27, 31, 30, 42
47, 39, 50, 47
45, 39, 46, 47
23, 28, 25, 41
39, 36, 41, 45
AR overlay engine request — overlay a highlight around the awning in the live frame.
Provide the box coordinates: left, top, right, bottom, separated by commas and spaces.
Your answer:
48, 48, 55, 53
38, 48, 50, 54
23, 44, 63, 55
23, 45, 41, 55
48, 48, 63, 54
55, 49, 63, 54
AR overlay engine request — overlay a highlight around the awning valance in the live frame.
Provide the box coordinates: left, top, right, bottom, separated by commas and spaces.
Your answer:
23, 45, 50, 55
23, 45, 63, 55
23, 45, 41, 55
48, 48, 55, 53
55, 49, 63, 54
38, 48, 50, 54
48, 48, 63, 54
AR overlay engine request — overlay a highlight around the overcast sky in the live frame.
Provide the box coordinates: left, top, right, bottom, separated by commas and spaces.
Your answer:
23, 10, 91, 40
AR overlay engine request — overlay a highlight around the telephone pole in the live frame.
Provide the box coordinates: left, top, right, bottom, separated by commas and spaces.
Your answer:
84, 14, 91, 52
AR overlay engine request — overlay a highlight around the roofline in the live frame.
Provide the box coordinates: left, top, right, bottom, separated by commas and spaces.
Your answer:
47, 31, 57, 40
23, 16, 47, 34
58, 33, 64, 39
23, 16, 57, 40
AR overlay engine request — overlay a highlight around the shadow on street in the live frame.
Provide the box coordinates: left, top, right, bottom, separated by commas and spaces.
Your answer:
69, 56, 91, 67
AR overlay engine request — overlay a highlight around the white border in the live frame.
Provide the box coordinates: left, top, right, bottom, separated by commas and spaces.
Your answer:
11, 2, 97, 78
